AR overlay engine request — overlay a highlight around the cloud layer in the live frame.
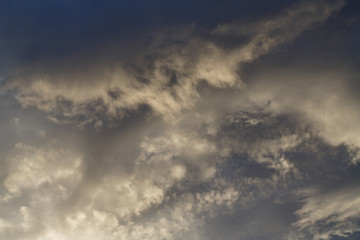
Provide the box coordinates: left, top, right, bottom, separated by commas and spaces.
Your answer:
1, 0, 360, 240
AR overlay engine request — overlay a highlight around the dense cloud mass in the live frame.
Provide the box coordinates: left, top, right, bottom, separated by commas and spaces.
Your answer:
1, 0, 360, 239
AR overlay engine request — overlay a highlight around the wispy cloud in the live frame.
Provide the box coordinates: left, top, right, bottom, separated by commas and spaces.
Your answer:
5, 0, 345, 125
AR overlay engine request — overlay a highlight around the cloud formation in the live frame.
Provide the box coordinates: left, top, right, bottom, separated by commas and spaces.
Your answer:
5, 0, 346, 125
1, 0, 360, 240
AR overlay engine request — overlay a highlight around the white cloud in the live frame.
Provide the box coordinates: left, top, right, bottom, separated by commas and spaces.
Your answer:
3, 142, 82, 196
0, 142, 83, 239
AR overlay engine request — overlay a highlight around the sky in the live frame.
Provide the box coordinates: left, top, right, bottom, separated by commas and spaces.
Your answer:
0, 0, 360, 239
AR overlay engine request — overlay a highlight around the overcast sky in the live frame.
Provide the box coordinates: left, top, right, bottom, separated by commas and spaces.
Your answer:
1, 0, 360, 239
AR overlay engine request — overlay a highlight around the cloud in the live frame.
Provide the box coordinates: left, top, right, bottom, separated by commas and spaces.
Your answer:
4, 0, 345, 126
240, 69, 360, 164
0, 116, 239, 240
0, 142, 83, 239
1, 90, 359, 239
293, 187, 360, 240
1, 1, 360, 240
